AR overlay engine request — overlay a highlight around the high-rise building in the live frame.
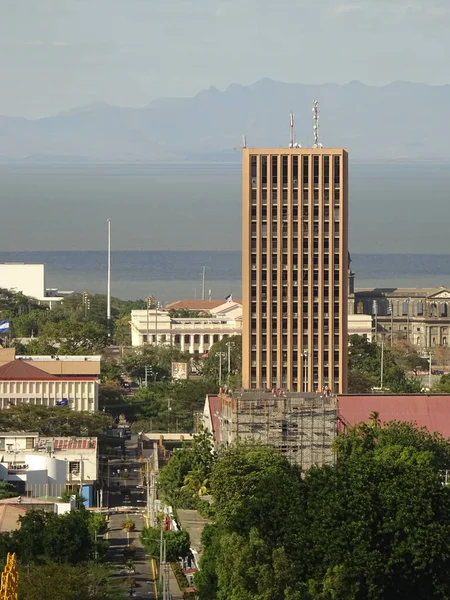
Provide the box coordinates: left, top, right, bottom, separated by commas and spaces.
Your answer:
242, 147, 348, 394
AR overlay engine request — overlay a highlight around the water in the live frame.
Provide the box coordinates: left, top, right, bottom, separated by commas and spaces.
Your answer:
0, 250, 449, 301
1, 161, 450, 300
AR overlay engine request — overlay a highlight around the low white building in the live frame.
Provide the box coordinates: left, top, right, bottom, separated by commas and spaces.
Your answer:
0, 432, 98, 505
0, 360, 98, 412
131, 303, 242, 355
348, 313, 373, 340
0, 263, 73, 307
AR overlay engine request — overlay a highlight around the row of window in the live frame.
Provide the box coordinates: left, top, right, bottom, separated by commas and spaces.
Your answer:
142, 334, 225, 344
251, 205, 340, 219
250, 189, 341, 203
250, 155, 341, 188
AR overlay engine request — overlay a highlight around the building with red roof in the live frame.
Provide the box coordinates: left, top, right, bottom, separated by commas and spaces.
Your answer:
338, 394, 450, 438
0, 360, 98, 412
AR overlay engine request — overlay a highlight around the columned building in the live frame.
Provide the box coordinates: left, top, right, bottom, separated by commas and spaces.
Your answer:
355, 286, 450, 348
242, 148, 349, 394
130, 309, 242, 355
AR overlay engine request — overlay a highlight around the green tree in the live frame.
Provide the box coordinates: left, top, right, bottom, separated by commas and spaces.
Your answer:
141, 527, 190, 562
39, 320, 108, 354
348, 335, 422, 393
19, 563, 120, 600
201, 335, 242, 386
0, 405, 112, 436
433, 373, 450, 393
158, 429, 215, 508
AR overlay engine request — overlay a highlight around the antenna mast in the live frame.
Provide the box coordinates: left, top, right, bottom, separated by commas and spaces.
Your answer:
289, 112, 294, 148
312, 99, 322, 148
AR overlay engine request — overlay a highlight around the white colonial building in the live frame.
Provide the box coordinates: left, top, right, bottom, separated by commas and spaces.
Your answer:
131, 300, 243, 355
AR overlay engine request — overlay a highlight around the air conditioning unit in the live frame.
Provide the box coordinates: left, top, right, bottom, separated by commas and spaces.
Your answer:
251, 177, 257, 186
293, 179, 298, 186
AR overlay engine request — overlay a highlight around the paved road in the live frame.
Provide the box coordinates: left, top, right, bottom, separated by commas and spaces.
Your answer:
107, 512, 158, 599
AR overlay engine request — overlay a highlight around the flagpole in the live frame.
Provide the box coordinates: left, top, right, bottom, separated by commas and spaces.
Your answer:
107, 219, 111, 331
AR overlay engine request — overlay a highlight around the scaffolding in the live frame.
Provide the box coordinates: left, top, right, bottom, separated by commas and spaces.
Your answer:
221, 391, 337, 470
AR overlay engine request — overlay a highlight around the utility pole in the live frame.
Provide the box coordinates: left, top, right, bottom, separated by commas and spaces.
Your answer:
380, 342, 384, 390
201, 266, 206, 301
146, 459, 151, 527
107, 219, 111, 333
390, 300, 394, 345
219, 352, 222, 386
227, 342, 231, 382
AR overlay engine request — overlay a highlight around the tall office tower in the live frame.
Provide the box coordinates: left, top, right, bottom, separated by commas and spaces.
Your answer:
241, 147, 348, 394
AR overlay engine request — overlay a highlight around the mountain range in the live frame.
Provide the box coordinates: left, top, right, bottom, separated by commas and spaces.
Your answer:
0, 79, 449, 162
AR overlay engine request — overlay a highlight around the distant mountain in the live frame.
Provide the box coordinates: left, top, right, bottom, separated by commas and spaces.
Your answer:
0, 79, 449, 162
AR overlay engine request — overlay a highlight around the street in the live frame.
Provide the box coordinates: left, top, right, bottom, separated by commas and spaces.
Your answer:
107, 512, 157, 599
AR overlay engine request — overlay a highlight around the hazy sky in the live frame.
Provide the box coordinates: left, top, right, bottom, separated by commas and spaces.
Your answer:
1, 0, 449, 118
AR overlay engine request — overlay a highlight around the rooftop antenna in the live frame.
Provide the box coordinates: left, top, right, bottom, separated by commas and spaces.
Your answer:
242, 135, 247, 148
289, 112, 294, 148
312, 99, 322, 148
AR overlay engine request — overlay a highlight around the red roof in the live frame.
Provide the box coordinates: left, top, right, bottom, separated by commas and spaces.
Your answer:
53, 438, 97, 450
0, 360, 59, 380
208, 395, 221, 443
338, 394, 450, 438
0, 360, 97, 382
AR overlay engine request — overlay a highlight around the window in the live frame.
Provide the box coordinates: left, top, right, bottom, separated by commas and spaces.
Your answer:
261, 156, 267, 186
26, 437, 34, 450
323, 156, 330, 186
282, 155, 288, 186
251, 155, 257, 181
293, 156, 298, 184
333, 156, 340, 186
402, 302, 409, 316
313, 156, 319, 186
271, 156, 278, 186
69, 461, 81, 475
416, 302, 423, 316
194, 335, 200, 343
302, 156, 309, 186
184, 334, 190, 343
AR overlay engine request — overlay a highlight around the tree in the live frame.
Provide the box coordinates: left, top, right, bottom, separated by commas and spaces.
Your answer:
348, 335, 422, 393
0, 405, 112, 436
39, 320, 108, 354
433, 373, 450, 393
158, 430, 215, 508
19, 563, 120, 600
0, 481, 19, 499
201, 335, 242, 387
141, 527, 190, 562
197, 423, 450, 600
209, 444, 303, 546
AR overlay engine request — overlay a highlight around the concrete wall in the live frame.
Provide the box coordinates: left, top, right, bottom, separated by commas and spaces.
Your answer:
0, 264, 45, 299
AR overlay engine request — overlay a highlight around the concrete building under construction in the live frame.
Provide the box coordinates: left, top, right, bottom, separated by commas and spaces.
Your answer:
205, 391, 337, 470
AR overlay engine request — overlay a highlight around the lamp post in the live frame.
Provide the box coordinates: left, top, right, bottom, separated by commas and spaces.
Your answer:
389, 300, 394, 346
406, 297, 411, 345
226, 342, 231, 383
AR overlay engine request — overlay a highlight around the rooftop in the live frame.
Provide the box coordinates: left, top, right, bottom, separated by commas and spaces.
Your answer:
165, 299, 241, 311
0, 360, 97, 381
17, 355, 101, 362
338, 394, 450, 438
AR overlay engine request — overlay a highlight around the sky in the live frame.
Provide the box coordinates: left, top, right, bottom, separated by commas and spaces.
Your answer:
0, 0, 449, 118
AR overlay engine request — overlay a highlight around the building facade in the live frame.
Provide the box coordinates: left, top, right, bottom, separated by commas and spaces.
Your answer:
0, 432, 98, 502
0, 361, 98, 412
355, 286, 450, 349
130, 308, 242, 355
242, 148, 348, 393
203, 391, 337, 469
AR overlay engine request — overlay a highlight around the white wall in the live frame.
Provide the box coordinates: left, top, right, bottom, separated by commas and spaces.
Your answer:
0, 264, 45, 299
